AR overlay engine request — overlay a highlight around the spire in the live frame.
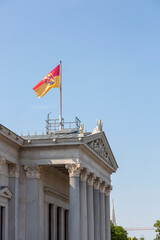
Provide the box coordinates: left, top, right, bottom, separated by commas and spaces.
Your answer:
111, 199, 117, 226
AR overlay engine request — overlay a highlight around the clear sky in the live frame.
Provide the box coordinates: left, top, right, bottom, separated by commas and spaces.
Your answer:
0, 0, 160, 239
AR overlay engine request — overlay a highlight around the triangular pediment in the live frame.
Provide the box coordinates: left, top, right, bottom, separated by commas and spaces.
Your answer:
0, 186, 13, 199
84, 132, 118, 172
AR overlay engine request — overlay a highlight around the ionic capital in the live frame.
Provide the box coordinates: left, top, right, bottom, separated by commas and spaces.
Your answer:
8, 164, 19, 178
93, 177, 102, 190
87, 173, 96, 186
80, 168, 90, 182
24, 165, 42, 178
105, 185, 112, 196
65, 163, 83, 177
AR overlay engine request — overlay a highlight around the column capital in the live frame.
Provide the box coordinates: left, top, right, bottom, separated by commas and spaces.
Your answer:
0, 157, 6, 171
93, 177, 102, 190
8, 164, 19, 178
100, 181, 106, 193
65, 163, 83, 177
80, 168, 90, 182
105, 185, 112, 196
87, 173, 96, 186
24, 165, 42, 178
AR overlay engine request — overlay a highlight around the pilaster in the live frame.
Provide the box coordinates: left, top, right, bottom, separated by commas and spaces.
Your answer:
8, 164, 19, 240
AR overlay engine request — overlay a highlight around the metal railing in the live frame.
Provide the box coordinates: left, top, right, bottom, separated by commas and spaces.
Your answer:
46, 113, 81, 134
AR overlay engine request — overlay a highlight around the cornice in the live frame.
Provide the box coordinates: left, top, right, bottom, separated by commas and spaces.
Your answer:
44, 186, 69, 202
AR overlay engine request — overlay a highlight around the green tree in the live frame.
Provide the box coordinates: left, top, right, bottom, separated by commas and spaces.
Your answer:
111, 222, 128, 240
154, 220, 160, 239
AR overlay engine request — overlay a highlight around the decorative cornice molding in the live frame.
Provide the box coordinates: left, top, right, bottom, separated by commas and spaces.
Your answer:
65, 163, 83, 177
88, 139, 113, 167
24, 165, 42, 178
8, 164, 19, 178
105, 185, 112, 196
0, 157, 6, 171
80, 168, 90, 182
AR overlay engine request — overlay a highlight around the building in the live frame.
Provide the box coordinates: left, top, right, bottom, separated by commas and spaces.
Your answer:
0, 118, 118, 240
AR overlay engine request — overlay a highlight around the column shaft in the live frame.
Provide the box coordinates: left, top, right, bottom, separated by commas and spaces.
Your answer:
80, 179, 88, 240
100, 191, 106, 240
94, 188, 100, 240
87, 184, 94, 240
26, 178, 40, 240
105, 195, 111, 240
8, 177, 19, 240
69, 175, 80, 240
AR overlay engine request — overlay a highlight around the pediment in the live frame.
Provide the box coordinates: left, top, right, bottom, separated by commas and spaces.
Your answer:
85, 132, 118, 171
0, 186, 13, 199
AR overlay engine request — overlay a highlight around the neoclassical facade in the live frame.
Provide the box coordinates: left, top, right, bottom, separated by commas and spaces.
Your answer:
0, 120, 118, 240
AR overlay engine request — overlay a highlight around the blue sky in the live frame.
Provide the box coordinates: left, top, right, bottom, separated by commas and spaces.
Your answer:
0, 0, 160, 239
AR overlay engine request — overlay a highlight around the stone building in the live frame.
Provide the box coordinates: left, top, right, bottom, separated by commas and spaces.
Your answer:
0, 119, 118, 240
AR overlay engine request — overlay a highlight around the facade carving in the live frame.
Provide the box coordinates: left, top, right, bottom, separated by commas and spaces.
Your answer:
65, 163, 83, 177
88, 138, 113, 167
24, 165, 42, 178
87, 173, 96, 186
0, 157, 6, 171
100, 181, 106, 193
8, 164, 19, 178
80, 168, 90, 181
93, 177, 102, 189
105, 185, 112, 196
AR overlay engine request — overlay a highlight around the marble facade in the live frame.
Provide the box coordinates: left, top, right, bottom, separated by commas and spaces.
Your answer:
0, 121, 118, 240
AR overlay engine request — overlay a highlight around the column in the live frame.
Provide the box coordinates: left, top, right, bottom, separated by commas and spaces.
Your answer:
105, 185, 112, 240
100, 182, 106, 240
65, 163, 83, 240
53, 205, 57, 240
87, 173, 95, 240
93, 177, 101, 240
60, 208, 65, 240
24, 165, 41, 240
8, 164, 19, 240
80, 168, 89, 240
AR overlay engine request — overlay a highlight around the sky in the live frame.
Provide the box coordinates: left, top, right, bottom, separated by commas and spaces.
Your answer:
0, 0, 160, 239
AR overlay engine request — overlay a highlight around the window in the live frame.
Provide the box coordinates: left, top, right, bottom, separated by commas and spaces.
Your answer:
0, 206, 5, 240
48, 204, 69, 240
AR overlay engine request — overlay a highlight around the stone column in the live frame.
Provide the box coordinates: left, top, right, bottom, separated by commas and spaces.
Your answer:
105, 185, 112, 240
93, 177, 102, 240
60, 207, 65, 240
100, 182, 106, 240
53, 205, 57, 240
80, 168, 89, 240
65, 163, 83, 240
0, 157, 6, 187
87, 173, 95, 240
24, 165, 41, 240
8, 164, 19, 240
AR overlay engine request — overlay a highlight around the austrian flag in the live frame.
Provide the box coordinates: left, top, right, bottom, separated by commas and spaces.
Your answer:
33, 64, 60, 98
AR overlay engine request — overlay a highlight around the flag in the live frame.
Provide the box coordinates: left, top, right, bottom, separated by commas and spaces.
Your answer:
33, 64, 60, 98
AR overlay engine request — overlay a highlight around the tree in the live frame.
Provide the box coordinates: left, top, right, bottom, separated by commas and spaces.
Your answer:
111, 222, 128, 240
154, 220, 160, 239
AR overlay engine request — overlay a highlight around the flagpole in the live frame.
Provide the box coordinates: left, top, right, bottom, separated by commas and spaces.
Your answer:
59, 61, 62, 130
